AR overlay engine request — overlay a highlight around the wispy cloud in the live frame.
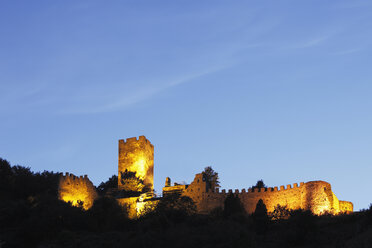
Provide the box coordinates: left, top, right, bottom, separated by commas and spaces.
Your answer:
332, 48, 362, 55
62, 64, 231, 114
288, 35, 330, 49
299, 36, 329, 48
0, 82, 49, 113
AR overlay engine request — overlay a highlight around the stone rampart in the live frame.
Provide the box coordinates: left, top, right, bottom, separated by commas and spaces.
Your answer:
117, 193, 159, 219
176, 176, 351, 215
58, 173, 98, 210
339, 200, 354, 213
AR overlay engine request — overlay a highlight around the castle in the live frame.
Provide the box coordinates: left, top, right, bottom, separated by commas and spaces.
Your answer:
163, 174, 353, 215
118, 136, 154, 191
58, 173, 98, 210
59, 135, 353, 217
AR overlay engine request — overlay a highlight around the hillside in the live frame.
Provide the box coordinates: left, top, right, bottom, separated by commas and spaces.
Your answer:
1, 158, 371, 248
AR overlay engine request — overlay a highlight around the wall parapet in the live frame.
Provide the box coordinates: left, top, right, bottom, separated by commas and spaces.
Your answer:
119, 135, 154, 148
213, 182, 305, 195
58, 172, 98, 210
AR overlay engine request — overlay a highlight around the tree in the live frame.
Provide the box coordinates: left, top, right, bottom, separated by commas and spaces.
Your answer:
120, 170, 147, 193
252, 199, 269, 234
0, 158, 14, 198
147, 193, 196, 222
252, 179, 266, 190
97, 175, 118, 195
88, 197, 129, 231
223, 193, 245, 216
156, 194, 196, 215
202, 166, 220, 192
254, 199, 268, 217
270, 204, 291, 220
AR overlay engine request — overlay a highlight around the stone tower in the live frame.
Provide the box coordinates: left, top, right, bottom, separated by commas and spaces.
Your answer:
118, 136, 154, 191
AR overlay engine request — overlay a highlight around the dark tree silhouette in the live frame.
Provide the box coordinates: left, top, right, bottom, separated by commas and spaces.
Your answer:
120, 170, 150, 193
0, 158, 60, 200
157, 194, 196, 215
252, 199, 269, 234
97, 175, 118, 194
88, 197, 129, 231
252, 179, 266, 190
147, 193, 196, 223
202, 166, 220, 192
270, 204, 291, 220
287, 209, 317, 245
223, 193, 245, 216
254, 199, 268, 217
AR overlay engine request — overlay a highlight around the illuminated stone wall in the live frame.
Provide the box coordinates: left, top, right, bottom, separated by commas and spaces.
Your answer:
117, 194, 159, 219
339, 200, 354, 213
118, 136, 154, 191
164, 175, 353, 215
58, 173, 98, 210
182, 173, 208, 210
117, 197, 139, 219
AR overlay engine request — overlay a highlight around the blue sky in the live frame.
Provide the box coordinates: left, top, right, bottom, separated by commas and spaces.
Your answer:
1, 0, 372, 210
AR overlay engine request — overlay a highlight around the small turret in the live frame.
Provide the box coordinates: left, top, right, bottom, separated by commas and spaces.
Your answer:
165, 177, 171, 187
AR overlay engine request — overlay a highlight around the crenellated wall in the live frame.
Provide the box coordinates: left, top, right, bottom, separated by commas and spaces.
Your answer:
339, 201, 354, 213
118, 136, 154, 190
58, 173, 98, 210
164, 174, 353, 215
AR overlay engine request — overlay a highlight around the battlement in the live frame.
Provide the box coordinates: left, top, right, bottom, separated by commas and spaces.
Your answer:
339, 200, 354, 213
196, 180, 348, 215
216, 182, 305, 195
58, 173, 97, 210
61, 172, 89, 181
119, 136, 154, 148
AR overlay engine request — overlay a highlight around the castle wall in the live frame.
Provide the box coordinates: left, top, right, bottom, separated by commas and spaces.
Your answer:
183, 173, 208, 211
194, 183, 305, 214
339, 201, 353, 213
117, 195, 159, 219
117, 197, 139, 219
163, 184, 188, 196
58, 173, 98, 210
118, 136, 154, 190
239, 183, 304, 214
171, 174, 353, 215
302, 181, 338, 214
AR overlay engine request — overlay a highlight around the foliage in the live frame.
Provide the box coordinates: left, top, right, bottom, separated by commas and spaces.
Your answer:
270, 204, 291, 220
252, 199, 269, 234
153, 193, 196, 217
0, 158, 60, 201
253, 199, 268, 217
285, 209, 317, 246
252, 179, 266, 190
97, 175, 117, 195
3, 157, 372, 247
202, 166, 220, 191
120, 170, 147, 193
87, 197, 130, 231
223, 193, 246, 216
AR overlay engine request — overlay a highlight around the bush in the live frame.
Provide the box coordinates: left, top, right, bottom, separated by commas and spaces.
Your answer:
270, 204, 291, 220
147, 194, 196, 224
223, 193, 246, 217
252, 199, 269, 234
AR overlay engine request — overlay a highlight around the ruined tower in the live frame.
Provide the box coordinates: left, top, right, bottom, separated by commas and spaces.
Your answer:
118, 136, 154, 191
58, 173, 98, 210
